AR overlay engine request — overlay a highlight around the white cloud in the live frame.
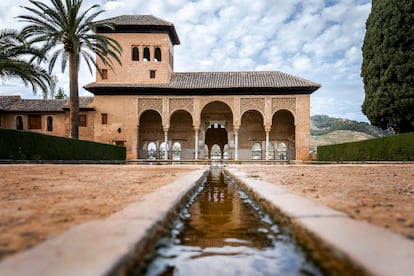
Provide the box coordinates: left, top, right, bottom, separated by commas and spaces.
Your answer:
0, 0, 372, 121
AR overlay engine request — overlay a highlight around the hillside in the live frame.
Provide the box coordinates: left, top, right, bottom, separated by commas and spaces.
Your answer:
310, 115, 392, 153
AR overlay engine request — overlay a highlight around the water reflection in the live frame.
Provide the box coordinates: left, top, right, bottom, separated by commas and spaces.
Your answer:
143, 168, 322, 275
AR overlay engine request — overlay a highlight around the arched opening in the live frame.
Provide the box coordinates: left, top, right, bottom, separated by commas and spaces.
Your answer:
132, 46, 139, 61
16, 116, 23, 130
276, 142, 287, 160
252, 142, 262, 160
160, 142, 169, 160
270, 110, 295, 160
154, 47, 161, 62
143, 47, 150, 61
172, 142, 182, 160
200, 101, 233, 159
147, 142, 157, 160
239, 110, 265, 160
211, 144, 221, 159
47, 116, 53, 131
138, 110, 163, 159
267, 142, 275, 160
169, 110, 194, 159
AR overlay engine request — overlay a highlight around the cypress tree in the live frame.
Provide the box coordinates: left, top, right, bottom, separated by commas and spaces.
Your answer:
361, 0, 414, 133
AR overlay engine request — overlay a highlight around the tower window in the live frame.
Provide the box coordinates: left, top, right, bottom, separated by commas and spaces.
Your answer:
101, 69, 108, 80
47, 116, 53, 131
101, 113, 108, 124
143, 47, 150, 62
132, 46, 139, 61
150, 70, 156, 79
79, 115, 87, 127
154, 47, 162, 62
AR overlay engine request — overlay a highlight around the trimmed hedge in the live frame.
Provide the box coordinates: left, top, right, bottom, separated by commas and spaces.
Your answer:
0, 128, 126, 161
317, 132, 414, 161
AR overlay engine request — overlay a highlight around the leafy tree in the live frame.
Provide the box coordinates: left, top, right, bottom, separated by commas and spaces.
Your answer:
19, 0, 122, 138
0, 29, 53, 93
55, 87, 67, 99
361, 0, 414, 133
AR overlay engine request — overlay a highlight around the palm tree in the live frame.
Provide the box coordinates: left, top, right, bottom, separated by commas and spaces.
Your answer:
0, 29, 53, 93
19, 0, 122, 139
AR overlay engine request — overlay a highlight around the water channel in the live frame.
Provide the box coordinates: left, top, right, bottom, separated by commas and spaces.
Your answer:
142, 167, 323, 275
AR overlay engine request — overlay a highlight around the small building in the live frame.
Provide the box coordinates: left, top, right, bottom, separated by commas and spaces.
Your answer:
0, 15, 320, 161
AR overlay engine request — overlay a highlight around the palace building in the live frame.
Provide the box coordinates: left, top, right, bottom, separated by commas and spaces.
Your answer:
0, 15, 320, 161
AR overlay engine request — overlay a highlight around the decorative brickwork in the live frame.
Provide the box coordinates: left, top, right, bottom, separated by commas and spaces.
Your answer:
169, 98, 194, 114
272, 97, 296, 114
138, 98, 162, 115
240, 97, 265, 115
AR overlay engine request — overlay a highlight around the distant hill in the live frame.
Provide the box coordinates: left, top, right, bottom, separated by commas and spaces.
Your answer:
310, 115, 393, 153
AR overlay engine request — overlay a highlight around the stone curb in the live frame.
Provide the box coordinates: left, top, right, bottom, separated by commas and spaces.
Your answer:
0, 168, 208, 276
224, 167, 414, 276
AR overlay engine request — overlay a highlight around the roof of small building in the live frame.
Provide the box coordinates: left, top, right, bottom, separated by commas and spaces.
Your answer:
95, 15, 180, 45
0, 96, 94, 112
84, 71, 321, 95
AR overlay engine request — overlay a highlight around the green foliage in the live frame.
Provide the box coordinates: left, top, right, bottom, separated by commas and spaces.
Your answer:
0, 29, 53, 93
317, 133, 414, 161
311, 115, 391, 137
361, 0, 414, 133
55, 87, 68, 99
0, 128, 126, 161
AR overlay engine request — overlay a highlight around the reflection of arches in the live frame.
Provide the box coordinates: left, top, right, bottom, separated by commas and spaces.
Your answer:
148, 142, 157, 160
16, 116, 23, 130
252, 142, 262, 160
138, 110, 163, 159
172, 142, 181, 160
270, 110, 295, 160
239, 110, 265, 160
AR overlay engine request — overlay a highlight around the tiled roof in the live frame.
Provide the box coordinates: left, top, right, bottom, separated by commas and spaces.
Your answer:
96, 15, 174, 27
0, 96, 94, 112
96, 15, 180, 45
84, 71, 321, 94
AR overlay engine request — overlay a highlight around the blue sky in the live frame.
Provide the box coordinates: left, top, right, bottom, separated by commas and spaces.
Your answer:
0, 0, 372, 122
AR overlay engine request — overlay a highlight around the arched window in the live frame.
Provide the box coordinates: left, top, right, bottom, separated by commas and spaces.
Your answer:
47, 116, 53, 131
223, 144, 229, 160
16, 116, 23, 130
277, 142, 287, 160
132, 46, 139, 61
172, 142, 181, 160
154, 47, 161, 62
211, 144, 221, 160
143, 47, 150, 62
252, 142, 262, 160
160, 142, 169, 159
267, 142, 275, 160
148, 142, 157, 160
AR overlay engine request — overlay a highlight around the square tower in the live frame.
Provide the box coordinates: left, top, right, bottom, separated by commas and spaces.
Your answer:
95, 15, 180, 84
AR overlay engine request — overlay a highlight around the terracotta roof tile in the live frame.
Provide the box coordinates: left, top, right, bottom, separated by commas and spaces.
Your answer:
84, 71, 321, 93
0, 96, 94, 112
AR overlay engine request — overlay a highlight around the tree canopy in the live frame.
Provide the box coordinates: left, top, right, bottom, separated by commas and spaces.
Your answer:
0, 29, 53, 93
19, 0, 122, 138
361, 0, 414, 133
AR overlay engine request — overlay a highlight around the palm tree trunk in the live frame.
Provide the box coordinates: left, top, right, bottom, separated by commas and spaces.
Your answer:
69, 51, 79, 139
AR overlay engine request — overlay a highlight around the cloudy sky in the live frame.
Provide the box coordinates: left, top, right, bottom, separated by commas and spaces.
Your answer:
0, 0, 372, 122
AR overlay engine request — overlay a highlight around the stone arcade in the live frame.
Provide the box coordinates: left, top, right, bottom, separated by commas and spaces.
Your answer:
0, 15, 320, 161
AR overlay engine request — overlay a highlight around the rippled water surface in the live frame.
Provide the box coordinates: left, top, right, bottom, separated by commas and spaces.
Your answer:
143, 168, 322, 275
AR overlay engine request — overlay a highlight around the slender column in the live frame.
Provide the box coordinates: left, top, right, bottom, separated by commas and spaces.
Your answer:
164, 130, 168, 160
265, 131, 270, 160
234, 127, 239, 160
194, 128, 199, 160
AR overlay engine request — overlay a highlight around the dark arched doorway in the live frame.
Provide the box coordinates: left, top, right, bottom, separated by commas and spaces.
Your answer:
138, 110, 163, 159
270, 110, 295, 160
200, 101, 233, 159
